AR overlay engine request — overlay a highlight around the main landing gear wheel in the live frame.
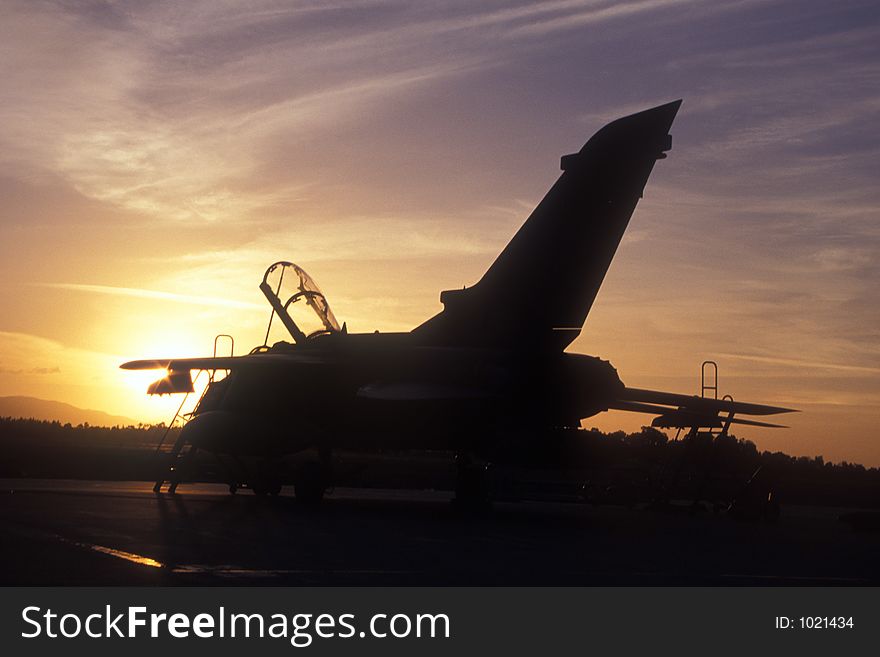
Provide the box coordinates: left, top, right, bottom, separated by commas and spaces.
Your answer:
294, 460, 327, 505
249, 460, 283, 498
249, 479, 282, 497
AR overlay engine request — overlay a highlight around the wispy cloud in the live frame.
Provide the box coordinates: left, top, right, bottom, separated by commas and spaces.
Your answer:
0, 0, 763, 225
718, 353, 880, 376
0, 365, 61, 375
40, 283, 265, 310
505, 0, 702, 37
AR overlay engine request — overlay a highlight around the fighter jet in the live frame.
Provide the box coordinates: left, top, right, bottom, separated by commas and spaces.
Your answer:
122, 100, 795, 502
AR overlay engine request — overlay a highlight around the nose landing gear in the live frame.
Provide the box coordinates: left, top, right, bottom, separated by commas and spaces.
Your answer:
233, 454, 332, 502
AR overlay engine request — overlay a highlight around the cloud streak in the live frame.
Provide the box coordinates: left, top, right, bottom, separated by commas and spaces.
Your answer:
41, 283, 265, 311
718, 353, 880, 376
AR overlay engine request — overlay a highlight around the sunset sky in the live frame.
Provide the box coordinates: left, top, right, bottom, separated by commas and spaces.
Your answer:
1, 0, 878, 464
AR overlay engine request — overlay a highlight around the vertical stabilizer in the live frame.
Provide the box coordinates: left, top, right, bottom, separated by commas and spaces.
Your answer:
415, 100, 681, 350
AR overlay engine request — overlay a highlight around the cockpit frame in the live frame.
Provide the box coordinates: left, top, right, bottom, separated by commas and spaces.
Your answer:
259, 261, 340, 345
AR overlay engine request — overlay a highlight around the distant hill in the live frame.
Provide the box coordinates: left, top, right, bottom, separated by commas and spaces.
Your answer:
0, 396, 136, 427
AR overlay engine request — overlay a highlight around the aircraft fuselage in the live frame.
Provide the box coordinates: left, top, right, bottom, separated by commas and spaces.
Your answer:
181, 331, 623, 458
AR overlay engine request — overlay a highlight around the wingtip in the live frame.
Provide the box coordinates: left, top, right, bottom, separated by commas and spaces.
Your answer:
120, 359, 170, 371
776, 407, 800, 415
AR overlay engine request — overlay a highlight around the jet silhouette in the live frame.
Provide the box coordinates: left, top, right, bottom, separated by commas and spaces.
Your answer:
123, 100, 795, 502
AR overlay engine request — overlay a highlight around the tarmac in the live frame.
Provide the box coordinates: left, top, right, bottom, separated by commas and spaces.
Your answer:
0, 479, 877, 585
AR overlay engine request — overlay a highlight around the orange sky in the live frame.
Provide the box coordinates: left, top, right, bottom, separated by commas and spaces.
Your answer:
1, 1, 878, 465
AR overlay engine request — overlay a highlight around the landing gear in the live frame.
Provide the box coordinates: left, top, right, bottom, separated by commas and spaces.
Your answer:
249, 459, 284, 497
219, 450, 334, 501
247, 480, 283, 497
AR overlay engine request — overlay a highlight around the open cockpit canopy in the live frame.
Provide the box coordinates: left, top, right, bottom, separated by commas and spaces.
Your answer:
259, 261, 340, 343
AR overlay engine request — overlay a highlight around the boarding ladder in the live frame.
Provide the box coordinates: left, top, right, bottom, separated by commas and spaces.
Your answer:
152, 334, 234, 493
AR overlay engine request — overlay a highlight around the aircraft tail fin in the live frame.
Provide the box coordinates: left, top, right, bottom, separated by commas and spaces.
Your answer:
415, 100, 681, 350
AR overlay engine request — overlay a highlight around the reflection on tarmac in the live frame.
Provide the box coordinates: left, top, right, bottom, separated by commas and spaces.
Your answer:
1, 479, 877, 586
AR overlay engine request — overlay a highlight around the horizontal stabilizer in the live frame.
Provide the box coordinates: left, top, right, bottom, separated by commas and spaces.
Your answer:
609, 400, 788, 429
620, 387, 797, 416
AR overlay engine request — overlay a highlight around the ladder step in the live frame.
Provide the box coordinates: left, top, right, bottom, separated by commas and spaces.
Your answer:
153, 339, 224, 492
153, 437, 191, 493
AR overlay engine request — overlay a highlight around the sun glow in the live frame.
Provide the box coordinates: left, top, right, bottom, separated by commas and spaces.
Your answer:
110, 323, 222, 424
115, 366, 212, 426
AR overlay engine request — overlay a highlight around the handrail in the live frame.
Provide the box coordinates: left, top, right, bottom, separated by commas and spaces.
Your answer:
701, 360, 718, 399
